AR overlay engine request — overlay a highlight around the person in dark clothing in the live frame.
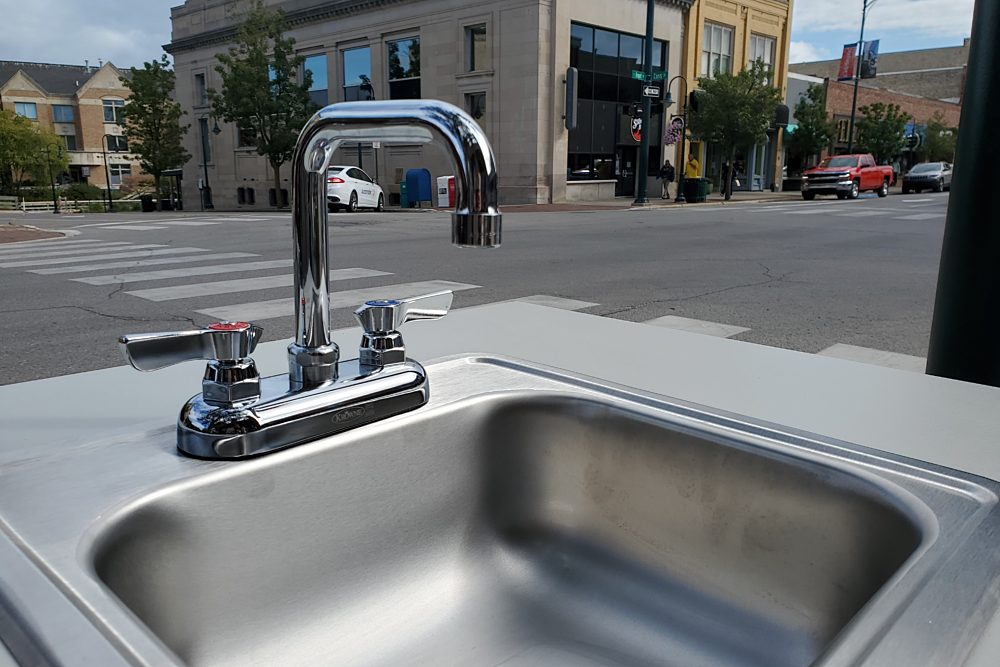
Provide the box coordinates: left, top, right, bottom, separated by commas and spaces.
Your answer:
658, 160, 676, 199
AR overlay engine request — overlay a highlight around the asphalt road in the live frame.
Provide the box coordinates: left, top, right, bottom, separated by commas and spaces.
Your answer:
0, 191, 949, 384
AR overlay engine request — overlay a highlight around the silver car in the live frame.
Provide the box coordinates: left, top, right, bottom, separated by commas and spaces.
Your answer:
902, 162, 953, 194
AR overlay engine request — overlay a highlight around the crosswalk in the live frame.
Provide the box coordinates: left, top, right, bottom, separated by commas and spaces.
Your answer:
683, 198, 946, 221
0, 233, 929, 374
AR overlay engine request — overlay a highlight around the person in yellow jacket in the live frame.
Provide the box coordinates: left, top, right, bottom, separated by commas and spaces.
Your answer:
685, 154, 701, 180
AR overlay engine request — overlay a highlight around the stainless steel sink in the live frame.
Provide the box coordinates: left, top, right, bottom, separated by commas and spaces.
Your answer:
1, 357, 998, 667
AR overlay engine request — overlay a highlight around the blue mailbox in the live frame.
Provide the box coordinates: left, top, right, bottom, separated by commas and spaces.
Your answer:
404, 168, 433, 208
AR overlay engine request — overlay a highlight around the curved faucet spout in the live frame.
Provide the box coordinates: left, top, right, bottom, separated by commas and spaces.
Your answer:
289, 100, 502, 388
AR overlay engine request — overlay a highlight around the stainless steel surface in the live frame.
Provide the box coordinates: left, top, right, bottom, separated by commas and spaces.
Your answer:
118, 100, 503, 459
289, 99, 501, 387
2, 357, 995, 667
355, 290, 453, 368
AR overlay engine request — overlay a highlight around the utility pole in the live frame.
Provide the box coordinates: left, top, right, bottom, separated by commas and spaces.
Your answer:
633, 0, 655, 205
847, 0, 878, 153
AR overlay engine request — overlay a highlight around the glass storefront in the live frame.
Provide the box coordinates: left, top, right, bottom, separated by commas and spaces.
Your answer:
568, 22, 667, 196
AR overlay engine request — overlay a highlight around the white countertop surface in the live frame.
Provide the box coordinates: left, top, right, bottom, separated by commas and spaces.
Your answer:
2, 302, 999, 664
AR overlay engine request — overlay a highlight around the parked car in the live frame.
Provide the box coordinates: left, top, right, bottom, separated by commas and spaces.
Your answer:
800, 154, 894, 200
902, 162, 953, 194
327, 166, 384, 212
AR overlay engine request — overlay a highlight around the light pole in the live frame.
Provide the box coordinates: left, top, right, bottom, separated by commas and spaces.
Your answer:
847, 0, 879, 153
200, 116, 221, 210
633, 0, 656, 205
45, 144, 62, 214
664, 75, 689, 204
101, 133, 115, 212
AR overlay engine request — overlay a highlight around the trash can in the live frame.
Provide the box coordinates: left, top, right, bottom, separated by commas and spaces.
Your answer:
684, 178, 710, 203
139, 195, 156, 212
399, 182, 409, 209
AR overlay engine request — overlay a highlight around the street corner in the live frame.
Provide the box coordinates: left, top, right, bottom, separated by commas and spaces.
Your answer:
0, 222, 67, 244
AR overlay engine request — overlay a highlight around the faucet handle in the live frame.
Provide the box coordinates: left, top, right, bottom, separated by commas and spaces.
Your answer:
354, 291, 453, 334
354, 291, 452, 368
119, 321, 263, 371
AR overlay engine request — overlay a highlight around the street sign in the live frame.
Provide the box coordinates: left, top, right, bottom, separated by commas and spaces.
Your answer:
643, 85, 661, 98
631, 69, 646, 80
651, 71, 668, 81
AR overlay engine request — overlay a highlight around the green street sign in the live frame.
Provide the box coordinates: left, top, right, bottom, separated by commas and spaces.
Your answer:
631, 69, 646, 81
652, 70, 668, 81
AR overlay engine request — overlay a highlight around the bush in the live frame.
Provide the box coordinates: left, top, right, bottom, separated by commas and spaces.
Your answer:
18, 186, 52, 201
62, 182, 105, 201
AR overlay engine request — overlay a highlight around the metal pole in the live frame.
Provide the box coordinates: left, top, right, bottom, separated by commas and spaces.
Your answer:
102, 134, 114, 213
201, 118, 213, 210
47, 148, 59, 214
633, 0, 655, 205
357, 143, 364, 171
926, 0, 1000, 386
846, 0, 869, 153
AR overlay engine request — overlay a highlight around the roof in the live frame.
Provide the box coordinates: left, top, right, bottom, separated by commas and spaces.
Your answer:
0, 61, 110, 96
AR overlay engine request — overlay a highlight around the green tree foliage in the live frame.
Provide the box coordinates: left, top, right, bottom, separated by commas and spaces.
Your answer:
786, 84, 835, 168
121, 55, 191, 210
688, 60, 782, 199
0, 110, 69, 199
855, 102, 911, 164
210, 0, 317, 206
917, 111, 957, 163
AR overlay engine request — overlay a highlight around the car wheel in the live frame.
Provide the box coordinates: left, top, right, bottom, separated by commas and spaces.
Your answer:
375, 194, 384, 212
348, 191, 358, 212
848, 180, 860, 199
933, 178, 944, 193
877, 178, 889, 197
801, 192, 816, 201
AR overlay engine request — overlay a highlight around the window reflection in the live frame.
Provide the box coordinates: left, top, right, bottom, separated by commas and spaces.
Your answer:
343, 47, 373, 101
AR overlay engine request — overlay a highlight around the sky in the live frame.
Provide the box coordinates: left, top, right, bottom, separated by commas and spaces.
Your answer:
0, 0, 978, 69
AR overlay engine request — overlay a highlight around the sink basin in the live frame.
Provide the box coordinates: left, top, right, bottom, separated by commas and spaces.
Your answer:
84, 359, 998, 667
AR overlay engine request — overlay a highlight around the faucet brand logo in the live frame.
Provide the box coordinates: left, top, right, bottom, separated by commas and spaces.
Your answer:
331, 404, 373, 426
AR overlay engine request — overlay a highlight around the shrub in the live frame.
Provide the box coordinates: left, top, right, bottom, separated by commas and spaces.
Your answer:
62, 182, 105, 201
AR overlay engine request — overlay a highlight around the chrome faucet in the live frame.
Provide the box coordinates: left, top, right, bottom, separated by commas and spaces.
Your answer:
119, 100, 501, 459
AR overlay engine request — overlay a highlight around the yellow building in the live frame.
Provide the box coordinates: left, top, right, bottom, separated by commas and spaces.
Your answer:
675, 0, 794, 191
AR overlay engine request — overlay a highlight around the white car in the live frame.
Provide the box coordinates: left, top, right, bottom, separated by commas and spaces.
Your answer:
326, 166, 384, 212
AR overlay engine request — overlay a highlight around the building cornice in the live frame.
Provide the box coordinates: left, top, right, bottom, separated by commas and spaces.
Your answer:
165, 0, 412, 54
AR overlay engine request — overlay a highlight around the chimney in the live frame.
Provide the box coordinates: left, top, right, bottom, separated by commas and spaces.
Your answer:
98, 59, 103, 67
84, 59, 89, 70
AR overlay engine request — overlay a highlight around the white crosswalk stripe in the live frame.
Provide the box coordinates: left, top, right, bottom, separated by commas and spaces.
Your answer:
73, 259, 294, 285
0, 239, 107, 255
0, 247, 209, 268
893, 213, 944, 220
93, 225, 167, 231
30, 252, 258, 275
125, 268, 393, 301
0, 243, 161, 261
198, 280, 481, 322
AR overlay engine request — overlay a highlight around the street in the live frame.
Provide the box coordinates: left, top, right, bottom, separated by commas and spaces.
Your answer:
1, 192, 948, 384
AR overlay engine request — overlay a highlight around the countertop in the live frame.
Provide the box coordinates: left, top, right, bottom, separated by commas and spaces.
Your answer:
2, 302, 1000, 665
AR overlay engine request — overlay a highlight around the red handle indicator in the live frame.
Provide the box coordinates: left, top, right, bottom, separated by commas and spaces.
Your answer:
208, 321, 251, 332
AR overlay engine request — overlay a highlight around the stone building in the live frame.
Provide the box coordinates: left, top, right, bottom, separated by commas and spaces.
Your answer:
165, 0, 699, 209
0, 61, 144, 190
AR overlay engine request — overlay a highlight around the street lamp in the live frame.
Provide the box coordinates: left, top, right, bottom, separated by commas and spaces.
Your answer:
200, 116, 221, 210
664, 75, 690, 204
44, 144, 62, 214
847, 0, 880, 153
101, 133, 118, 212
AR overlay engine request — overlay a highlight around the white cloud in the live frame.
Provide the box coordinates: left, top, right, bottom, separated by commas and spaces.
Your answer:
792, 0, 975, 38
789, 41, 834, 63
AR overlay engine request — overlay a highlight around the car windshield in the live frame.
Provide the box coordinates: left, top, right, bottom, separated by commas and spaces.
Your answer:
818, 157, 859, 168
327, 167, 345, 175
910, 163, 942, 173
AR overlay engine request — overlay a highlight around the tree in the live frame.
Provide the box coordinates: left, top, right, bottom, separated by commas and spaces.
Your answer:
855, 102, 910, 164
786, 83, 836, 169
917, 111, 957, 163
0, 110, 68, 200
210, 0, 317, 206
121, 55, 191, 210
688, 60, 782, 200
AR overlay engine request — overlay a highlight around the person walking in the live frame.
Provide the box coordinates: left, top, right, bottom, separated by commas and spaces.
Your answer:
658, 159, 675, 199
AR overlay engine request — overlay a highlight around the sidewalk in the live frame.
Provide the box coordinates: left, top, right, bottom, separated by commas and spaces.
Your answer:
0, 223, 64, 244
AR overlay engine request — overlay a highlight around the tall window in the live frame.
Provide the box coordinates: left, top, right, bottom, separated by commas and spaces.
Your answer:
303, 54, 328, 107
342, 46, 373, 101
194, 73, 208, 106
14, 102, 37, 119
387, 37, 420, 99
465, 24, 487, 72
62, 135, 78, 151
701, 23, 733, 78
749, 34, 776, 82
109, 163, 132, 187
52, 105, 74, 123
106, 135, 129, 152
103, 98, 125, 123
465, 92, 486, 125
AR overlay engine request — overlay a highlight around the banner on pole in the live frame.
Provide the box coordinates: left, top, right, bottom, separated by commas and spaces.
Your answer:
837, 44, 857, 81
859, 39, 880, 79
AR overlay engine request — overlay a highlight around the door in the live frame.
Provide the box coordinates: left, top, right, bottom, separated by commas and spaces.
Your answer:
860, 155, 877, 189
349, 168, 375, 206
615, 147, 636, 197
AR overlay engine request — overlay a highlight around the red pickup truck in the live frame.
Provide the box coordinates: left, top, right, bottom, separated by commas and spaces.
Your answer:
801, 154, 894, 200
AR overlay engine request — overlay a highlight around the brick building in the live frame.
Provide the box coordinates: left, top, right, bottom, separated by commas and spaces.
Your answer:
0, 61, 144, 190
